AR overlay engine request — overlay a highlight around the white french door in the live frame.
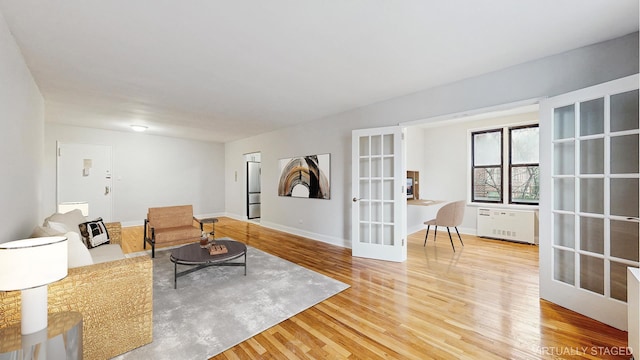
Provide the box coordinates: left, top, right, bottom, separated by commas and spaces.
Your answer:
351, 126, 407, 262
57, 143, 113, 221
539, 74, 640, 330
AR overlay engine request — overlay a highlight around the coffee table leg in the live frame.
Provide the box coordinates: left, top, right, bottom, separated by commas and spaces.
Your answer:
244, 252, 247, 276
174, 262, 177, 289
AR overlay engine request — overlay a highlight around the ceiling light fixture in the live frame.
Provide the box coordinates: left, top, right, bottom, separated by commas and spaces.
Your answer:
130, 125, 148, 132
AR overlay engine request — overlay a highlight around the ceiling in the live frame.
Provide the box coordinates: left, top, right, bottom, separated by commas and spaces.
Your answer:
0, 1, 637, 143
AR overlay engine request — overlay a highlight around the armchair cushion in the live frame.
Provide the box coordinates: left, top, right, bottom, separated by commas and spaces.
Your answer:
89, 244, 125, 264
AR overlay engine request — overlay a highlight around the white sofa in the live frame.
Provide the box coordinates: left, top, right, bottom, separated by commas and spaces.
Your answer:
33, 208, 126, 267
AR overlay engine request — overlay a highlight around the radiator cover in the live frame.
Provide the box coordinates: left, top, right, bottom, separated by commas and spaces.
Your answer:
477, 208, 535, 244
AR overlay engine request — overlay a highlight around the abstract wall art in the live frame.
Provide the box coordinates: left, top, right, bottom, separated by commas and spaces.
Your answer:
278, 154, 330, 199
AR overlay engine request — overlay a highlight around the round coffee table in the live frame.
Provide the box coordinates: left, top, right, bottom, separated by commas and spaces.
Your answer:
169, 239, 247, 289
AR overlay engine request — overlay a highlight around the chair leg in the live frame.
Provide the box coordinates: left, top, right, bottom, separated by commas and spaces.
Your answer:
446, 227, 456, 252
455, 227, 464, 247
143, 220, 148, 250
423, 225, 430, 246
433, 226, 438, 242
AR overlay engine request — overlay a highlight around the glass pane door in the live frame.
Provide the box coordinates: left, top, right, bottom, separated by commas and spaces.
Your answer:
540, 75, 639, 330
352, 126, 406, 262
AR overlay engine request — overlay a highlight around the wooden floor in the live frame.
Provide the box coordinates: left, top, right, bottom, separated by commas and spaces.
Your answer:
122, 217, 630, 359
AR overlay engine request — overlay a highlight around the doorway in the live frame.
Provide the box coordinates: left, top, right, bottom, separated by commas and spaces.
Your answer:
57, 142, 113, 221
245, 152, 261, 220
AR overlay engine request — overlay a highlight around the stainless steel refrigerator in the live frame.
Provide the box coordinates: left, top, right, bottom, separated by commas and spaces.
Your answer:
247, 161, 261, 219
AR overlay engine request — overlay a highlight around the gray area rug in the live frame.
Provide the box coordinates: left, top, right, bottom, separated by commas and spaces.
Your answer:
115, 239, 349, 359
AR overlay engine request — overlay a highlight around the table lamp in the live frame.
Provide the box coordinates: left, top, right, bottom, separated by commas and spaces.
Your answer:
57, 201, 89, 216
0, 236, 68, 334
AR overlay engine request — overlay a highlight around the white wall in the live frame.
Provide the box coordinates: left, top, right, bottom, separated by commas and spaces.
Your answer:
225, 32, 639, 247
0, 11, 45, 241
44, 124, 226, 225
225, 123, 349, 246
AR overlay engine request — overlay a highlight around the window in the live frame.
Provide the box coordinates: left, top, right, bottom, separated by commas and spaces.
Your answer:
471, 124, 539, 205
509, 125, 539, 204
472, 129, 503, 203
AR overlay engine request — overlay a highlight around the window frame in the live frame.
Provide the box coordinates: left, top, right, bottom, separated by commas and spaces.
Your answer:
469, 122, 539, 207
508, 124, 540, 205
471, 128, 504, 203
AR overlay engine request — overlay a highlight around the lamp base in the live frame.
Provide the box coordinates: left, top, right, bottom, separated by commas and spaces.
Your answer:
21, 285, 48, 335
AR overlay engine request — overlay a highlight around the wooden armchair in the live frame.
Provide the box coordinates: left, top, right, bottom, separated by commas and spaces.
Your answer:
144, 205, 202, 257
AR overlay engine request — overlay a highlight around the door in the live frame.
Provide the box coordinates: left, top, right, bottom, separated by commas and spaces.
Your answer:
539, 74, 640, 330
57, 143, 113, 221
352, 126, 407, 262
247, 161, 261, 219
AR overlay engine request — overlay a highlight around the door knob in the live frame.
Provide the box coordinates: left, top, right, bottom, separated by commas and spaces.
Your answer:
105, 186, 110, 195
352, 197, 361, 202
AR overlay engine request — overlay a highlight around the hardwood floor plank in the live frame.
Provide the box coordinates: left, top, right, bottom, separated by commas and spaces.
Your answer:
120, 217, 629, 359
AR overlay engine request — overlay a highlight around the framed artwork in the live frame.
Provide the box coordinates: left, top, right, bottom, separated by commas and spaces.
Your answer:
278, 153, 330, 199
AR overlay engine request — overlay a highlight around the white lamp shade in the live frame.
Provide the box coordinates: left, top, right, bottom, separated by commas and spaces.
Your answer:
0, 236, 68, 291
58, 201, 89, 216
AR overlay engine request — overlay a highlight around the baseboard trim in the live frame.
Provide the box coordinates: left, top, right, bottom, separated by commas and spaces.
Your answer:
221, 212, 350, 249
259, 220, 351, 249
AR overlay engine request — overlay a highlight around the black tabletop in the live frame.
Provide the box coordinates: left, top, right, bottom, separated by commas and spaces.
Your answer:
170, 240, 246, 265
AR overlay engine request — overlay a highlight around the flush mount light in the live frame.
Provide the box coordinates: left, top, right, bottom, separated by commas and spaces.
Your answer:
130, 125, 148, 132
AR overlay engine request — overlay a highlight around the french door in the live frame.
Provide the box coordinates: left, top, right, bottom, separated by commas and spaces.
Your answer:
351, 126, 407, 262
539, 74, 640, 330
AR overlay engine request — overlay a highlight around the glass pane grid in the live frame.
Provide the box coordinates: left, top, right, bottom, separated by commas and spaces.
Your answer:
359, 136, 370, 156
550, 89, 639, 305
580, 98, 605, 136
610, 89, 639, 132
610, 134, 639, 174
371, 135, 382, 156
382, 134, 394, 155
553, 248, 575, 285
579, 138, 604, 174
511, 166, 539, 203
579, 254, 604, 295
553, 142, 575, 175
610, 262, 636, 302
553, 104, 576, 140
511, 126, 539, 164
576, 134, 606, 140
473, 130, 502, 166
610, 129, 640, 137
473, 167, 502, 202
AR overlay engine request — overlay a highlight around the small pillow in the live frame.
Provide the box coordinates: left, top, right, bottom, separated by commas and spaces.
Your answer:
78, 218, 110, 249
